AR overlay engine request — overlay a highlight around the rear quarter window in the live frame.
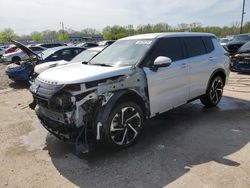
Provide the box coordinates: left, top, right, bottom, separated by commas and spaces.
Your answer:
183, 37, 206, 57
202, 37, 215, 53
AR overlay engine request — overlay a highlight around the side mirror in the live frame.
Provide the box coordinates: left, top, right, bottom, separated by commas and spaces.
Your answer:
151, 56, 172, 71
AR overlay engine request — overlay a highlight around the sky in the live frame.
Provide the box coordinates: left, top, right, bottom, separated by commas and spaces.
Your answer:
0, 0, 250, 35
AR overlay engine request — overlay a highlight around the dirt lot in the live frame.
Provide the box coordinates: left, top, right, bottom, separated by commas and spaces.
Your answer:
0, 64, 249, 188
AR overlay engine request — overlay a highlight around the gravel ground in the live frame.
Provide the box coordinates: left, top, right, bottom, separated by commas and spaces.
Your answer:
0, 71, 249, 188
0, 64, 11, 90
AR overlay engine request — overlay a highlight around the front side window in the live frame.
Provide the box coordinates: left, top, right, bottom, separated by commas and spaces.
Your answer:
144, 37, 184, 67
183, 37, 206, 57
89, 40, 152, 67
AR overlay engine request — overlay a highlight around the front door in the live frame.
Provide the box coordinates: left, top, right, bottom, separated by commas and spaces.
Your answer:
142, 37, 189, 117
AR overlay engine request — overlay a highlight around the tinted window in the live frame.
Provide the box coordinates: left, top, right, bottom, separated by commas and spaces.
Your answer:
202, 37, 214, 53
146, 38, 184, 66
233, 35, 250, 42
73, 48, 84, 55
183, 37, 206, 57
29, 47, 43, 51
238, 41, 250, 53
41, 43, 63, 48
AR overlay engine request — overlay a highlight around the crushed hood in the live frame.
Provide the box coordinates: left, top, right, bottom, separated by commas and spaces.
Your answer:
37, 62, 132, 85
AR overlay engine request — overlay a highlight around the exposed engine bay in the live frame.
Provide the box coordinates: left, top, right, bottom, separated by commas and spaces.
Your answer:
29, 67, 149, 153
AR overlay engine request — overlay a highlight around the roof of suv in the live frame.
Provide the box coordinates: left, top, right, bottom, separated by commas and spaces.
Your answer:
120, 32, 216, 40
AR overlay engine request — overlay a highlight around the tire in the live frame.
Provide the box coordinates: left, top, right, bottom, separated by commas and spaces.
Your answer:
12, 56, 21, 63
103, 101, 144, 148
200, 76, 224, 107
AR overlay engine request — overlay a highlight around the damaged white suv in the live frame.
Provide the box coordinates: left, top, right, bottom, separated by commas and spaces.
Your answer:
30, 33, 229, 153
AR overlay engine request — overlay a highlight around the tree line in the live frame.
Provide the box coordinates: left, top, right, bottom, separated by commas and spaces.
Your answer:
0, 22, 250, 43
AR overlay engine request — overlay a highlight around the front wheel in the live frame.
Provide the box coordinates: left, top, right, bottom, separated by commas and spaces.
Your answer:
200, 76, 224, 107
103, 101, 144, 148
12, 56, 21, 63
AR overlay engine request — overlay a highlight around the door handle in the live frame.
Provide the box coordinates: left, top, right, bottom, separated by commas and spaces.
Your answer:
180, 63, 187, 68
209, 57, 216, 61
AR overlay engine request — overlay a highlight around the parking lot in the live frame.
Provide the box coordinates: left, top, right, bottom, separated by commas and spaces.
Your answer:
0, 64, 249, 188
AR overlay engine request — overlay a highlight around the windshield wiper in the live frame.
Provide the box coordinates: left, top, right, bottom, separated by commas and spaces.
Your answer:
90, 63, 112, 67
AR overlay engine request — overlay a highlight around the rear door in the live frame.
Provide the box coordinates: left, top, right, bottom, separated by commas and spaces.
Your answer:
182, 36, 214, 99
143, 37, 189, 116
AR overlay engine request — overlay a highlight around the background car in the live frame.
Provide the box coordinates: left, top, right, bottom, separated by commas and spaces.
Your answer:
1, 45, 46, 63
5, 41, 85, 82
230, 41, 250, 73
39, 46, 85, 63
4, 45, 18, 54
219, 38, 230, 47
76, 42, 99, 48
39, 43, 66, 48
226, 34, 250, 56
0, 47, 5, 56
98, 40, 115, 46
34, 46, 105, 75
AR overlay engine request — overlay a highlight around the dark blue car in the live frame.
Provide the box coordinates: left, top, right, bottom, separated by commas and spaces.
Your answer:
5, 40, 85, 82
230, 41, 250, 74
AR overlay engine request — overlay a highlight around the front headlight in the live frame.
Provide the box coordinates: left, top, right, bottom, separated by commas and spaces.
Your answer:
49, 91, 73, 111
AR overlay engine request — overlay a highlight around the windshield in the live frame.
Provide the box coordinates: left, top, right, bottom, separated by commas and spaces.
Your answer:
71, 49, 100, 63
41, 48, 55, 59
89, 39, 152, 67
233, 35, 250, 42
238, 42, 250, 53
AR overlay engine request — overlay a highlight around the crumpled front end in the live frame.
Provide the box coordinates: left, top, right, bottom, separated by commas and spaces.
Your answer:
6, 63, 33, 81
30, 67, 149, 153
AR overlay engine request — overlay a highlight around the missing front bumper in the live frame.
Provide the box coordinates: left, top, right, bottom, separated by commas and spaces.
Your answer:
36, 107, 89, 154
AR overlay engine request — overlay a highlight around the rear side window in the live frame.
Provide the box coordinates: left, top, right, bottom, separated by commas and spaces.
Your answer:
202, 37, 214, 53
146, 37, 184, 65
183, 37, 206, 57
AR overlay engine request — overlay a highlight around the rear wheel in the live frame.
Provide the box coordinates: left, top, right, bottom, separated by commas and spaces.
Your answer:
103, 101, 144, 148
200, 76, 224, 107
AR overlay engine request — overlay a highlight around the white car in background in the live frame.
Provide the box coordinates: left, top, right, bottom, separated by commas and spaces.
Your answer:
1, 45, 47, 63
0, 47, 5, 56
34, 46, 105, 75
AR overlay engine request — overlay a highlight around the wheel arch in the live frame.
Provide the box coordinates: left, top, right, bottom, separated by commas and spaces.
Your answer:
98, 89, 147, 121
206, 68, 226, 91
95, 89, 148, 140
12, 56, 21, 62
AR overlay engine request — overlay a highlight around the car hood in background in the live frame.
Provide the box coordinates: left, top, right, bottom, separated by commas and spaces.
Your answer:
226, 41, 246, 46
37, 63, 132, 85
11, 40, 39, 58
34, 60, 68, 74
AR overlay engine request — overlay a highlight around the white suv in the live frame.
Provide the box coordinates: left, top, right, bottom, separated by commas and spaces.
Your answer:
30, 33, 229, 153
